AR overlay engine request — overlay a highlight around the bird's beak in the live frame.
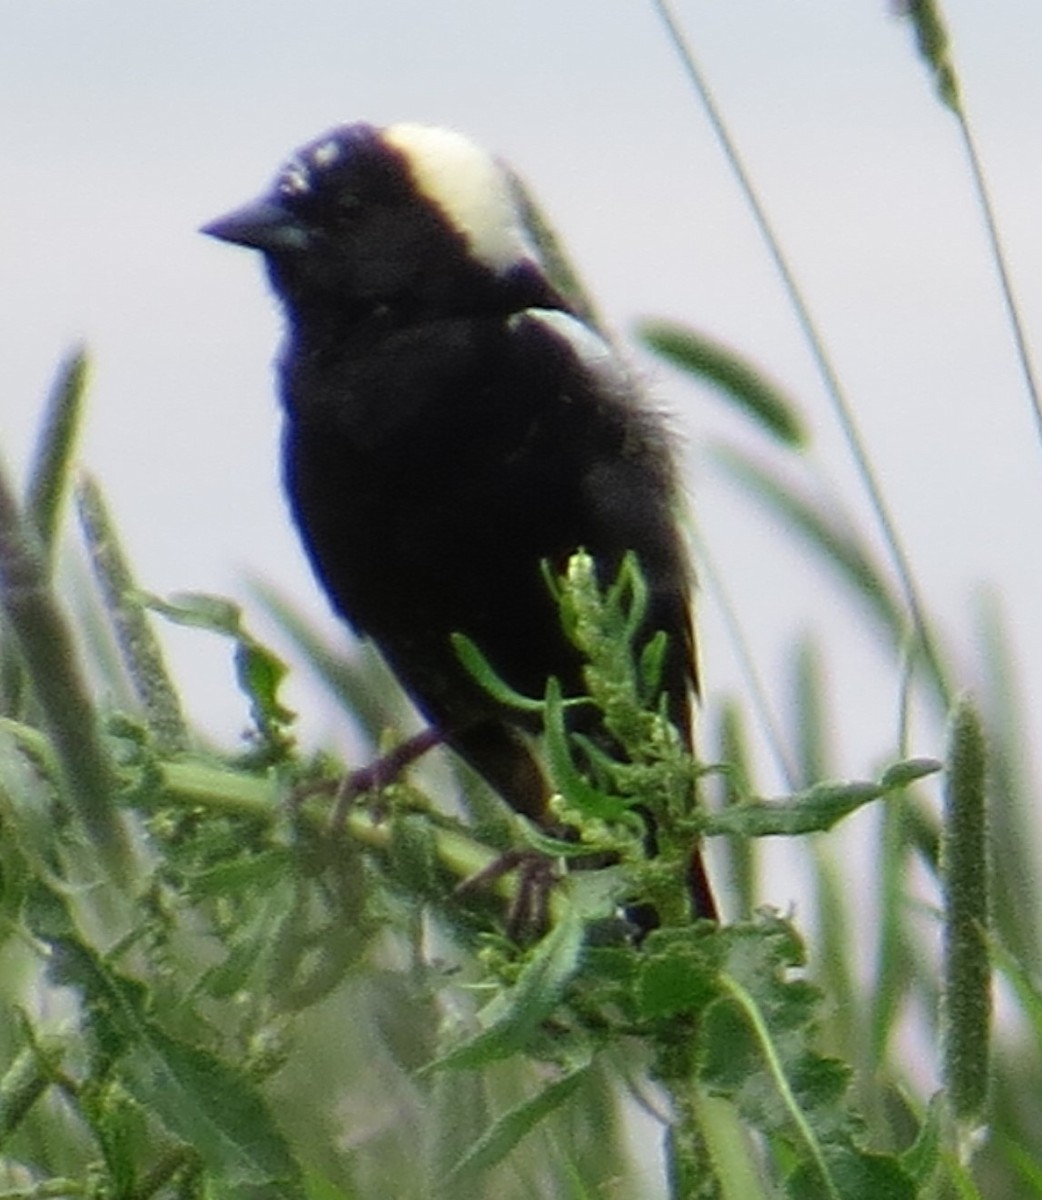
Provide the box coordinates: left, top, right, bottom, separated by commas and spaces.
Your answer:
201, 198, 310, 253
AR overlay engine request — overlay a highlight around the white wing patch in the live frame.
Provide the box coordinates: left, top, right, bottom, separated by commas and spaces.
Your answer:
384, 123, 534, 273
517, 308, 631, 392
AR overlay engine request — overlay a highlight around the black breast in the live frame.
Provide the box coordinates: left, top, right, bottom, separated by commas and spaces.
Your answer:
280, 308, 691, 734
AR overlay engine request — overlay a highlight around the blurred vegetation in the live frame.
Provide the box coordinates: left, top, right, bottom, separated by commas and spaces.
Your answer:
1, 3, 1039, 1196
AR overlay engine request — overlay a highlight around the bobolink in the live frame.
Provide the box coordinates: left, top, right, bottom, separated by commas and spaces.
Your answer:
203, 122, 714, 921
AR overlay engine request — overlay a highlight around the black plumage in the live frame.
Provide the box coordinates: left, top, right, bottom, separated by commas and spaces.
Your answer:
203, 122, 714, 917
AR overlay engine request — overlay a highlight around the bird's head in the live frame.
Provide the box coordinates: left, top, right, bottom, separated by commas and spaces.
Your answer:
203, 122, 559, 325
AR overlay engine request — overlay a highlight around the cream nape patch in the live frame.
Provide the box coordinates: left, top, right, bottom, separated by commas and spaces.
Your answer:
384, 123, 535, 274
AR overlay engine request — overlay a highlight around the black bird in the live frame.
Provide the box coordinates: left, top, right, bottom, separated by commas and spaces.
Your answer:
203, 122, 715, 920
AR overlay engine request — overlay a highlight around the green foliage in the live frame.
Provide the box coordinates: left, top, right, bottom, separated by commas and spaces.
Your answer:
940, 698, 991, 1133
143, 591, 294, 766
0, 395, 986, 1197
78, 476, 189, 757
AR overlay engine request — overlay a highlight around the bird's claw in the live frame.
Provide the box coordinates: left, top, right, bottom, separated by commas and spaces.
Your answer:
455, 848, 559, 940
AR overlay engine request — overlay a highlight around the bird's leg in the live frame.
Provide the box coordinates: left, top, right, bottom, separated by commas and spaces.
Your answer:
330, 726, 444, 831
290, 728, 443, 830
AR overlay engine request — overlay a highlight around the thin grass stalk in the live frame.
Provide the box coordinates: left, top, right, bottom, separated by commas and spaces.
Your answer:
900, 0, 1042, 452
693, 531, 797, 789
650, 0, 948, 702
791, 639, 862, 1068
955, 117, 1042, 450
713, 701, 756, 918
869, 789, 911, 1067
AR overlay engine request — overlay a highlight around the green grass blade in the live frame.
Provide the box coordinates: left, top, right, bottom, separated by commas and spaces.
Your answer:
711, 700, 757, 917
790, 639, 861, 1066
0, 457, 131, 882
250, 578, 406, 746
651, 0, 948, 710
791, 636, 830, 787
870, 788, 912, 1067
439, 1064, 590, 1188
76, 475, 189, 754
712, 446, 902, 639
974, 593, 1042, 971
23, 346, 88, 558
694, 532, 798, 787
712, 445, 953, 709
423, 907, 585, 1073
639, 319, 807, 447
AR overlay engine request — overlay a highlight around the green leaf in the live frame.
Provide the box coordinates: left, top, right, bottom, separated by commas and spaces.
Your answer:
451, 632, 545, 713
389, 812, 444, 896
235, 637, 294, 738
424, 906, 585, 1071
636, 927, 720, 1019
441, 1062, 590, 1186
147, 591, 294, 759
0, 720, 63, 887
30, 882, 306, 1199
639, 319, 807, 447
609, 550, 650, 646
123, 1030, 303, 1199
543, 678, 631, 821
507, 170, 604, 330
880, 757, 942, 788
711, 701, 758, 917
251, 578, 405, 744
302, 1170, 357, 1200
637, 629, 668, 703
900, 1093, 943, 1185
701, 760, 939, 839
786, 1143, 917, 1200
703, 783, 879, 838
147, 590, 244, 633
694, 914, 915, 1196
0, 1036, 63, 1147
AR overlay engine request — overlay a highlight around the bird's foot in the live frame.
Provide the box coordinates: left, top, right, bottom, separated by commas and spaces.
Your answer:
455, 848, 559, 941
